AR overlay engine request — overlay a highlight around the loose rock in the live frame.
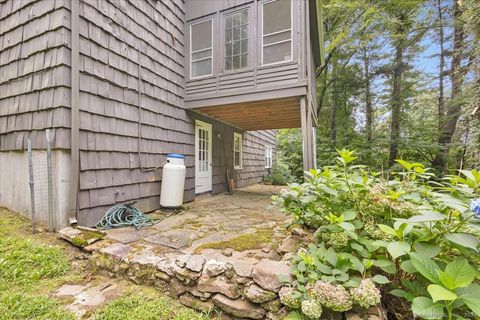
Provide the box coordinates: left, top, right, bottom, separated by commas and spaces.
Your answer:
252, 259, 292, 292
212, 294, 266, 320
244, 284, 276, 303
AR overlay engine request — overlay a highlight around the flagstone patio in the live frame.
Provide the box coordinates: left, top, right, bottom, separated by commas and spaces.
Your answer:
99, 184, 289, 256
75, 184, 304, 319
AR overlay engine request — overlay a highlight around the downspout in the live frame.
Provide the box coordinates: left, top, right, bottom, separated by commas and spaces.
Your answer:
69, 0, 80, 225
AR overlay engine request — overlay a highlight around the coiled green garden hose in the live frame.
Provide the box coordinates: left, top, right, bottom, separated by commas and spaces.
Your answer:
95, 203, 160, 230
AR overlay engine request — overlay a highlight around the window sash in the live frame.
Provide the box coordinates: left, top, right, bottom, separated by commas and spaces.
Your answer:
224, 10, 249, 71
261, 0, 292, 65
190, 19, 213, 78
234, 133, 242, 169
265, 146, 273, 168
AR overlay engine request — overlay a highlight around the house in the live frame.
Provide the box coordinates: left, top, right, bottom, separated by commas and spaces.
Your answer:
0, 0, 324, 228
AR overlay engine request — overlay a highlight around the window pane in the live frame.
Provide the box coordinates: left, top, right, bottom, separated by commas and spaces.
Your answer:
234, 152, 240, 166
192, 48, 212, 61
240, 54, 248, 68
263, 0, 291, 35
264, 30, 290, 45
263, 41, 291, 64
225, 10, 248, 71
191, 20, 212, 52
192, 59, 212, 77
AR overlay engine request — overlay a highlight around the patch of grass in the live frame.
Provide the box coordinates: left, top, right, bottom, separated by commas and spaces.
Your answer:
0, 292, 75, 320
0, 236, 70, 285
93, 288, 211, 320
194, 228, 274, 253
0, 209, 76, 319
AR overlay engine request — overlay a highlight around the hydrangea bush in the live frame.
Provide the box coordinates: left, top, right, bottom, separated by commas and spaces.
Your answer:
274, 150, 480, 319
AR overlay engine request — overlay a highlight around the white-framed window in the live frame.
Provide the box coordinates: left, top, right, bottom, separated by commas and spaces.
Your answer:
261, 0, 292, 65
190, 19, 213, 79
224, 9, 249, 71
234, 132, 243, 170
265, 145, 273, 168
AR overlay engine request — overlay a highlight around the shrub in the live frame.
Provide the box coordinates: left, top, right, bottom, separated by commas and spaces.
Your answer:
265, 161, 293, 185
274, 149, 480, 319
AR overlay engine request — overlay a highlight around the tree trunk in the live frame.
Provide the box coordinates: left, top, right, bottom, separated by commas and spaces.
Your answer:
330, 59, 338, 144
436, 0, 446, 126
363, 46, 373, 153
433, 0, 466, 172
388, 37, 404, 166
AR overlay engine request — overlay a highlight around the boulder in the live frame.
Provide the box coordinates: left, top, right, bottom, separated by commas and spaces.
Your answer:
277, 235, 301, 254
252, 259, 292, 292
179, 293, 214, 313
197, 274, 242, 299
169, 278, 186, 297
244, 284, 276, 303
205, 259, 227, 277
230, 260, 254, 278
212, 294, 266, 320
185, 255, 206, 272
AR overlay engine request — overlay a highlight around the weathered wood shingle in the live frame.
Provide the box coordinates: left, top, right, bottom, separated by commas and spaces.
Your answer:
0, 0, 71, 150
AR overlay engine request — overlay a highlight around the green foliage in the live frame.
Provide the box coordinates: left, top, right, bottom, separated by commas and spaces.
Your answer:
0, 236, 70, 286
93, 290, 211, 320
265, 161, 293, 185
274, 149, 480, 319
0, 293, 75, 320
276, 129, 304, 182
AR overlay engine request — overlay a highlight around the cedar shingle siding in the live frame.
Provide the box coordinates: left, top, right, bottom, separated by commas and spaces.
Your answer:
1, 0, 277, 227
0, 0, 71, 150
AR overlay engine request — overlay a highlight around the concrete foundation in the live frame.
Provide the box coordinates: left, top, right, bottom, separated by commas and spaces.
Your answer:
0, 149, 71, 229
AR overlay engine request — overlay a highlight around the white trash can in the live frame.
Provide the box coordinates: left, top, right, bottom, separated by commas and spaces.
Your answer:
160, 153, 186, 208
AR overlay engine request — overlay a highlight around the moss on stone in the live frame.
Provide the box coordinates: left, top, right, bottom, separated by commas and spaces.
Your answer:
71, 230, 104, 248
193, 229, 274, 253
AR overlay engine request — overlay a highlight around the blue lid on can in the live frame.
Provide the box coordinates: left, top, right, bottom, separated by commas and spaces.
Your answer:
167, 153, 185, 159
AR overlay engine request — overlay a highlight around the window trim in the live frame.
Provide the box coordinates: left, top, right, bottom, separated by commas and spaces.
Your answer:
221, 5, 252, 74
233, 132, 243, 170
189, 18, 214, 80
265, 145, 273, 168
260, 0, 293, 66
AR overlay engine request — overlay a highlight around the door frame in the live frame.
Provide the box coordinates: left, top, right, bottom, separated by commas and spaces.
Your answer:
195, 120, 213, 194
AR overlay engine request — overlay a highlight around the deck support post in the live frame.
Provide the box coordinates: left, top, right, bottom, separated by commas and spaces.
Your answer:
300, 96, 315, 173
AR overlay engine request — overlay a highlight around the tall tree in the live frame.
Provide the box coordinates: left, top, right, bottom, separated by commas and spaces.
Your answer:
433, 0, 468, 172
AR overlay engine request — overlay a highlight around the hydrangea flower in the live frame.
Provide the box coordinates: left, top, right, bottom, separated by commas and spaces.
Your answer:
279, 287, 301, 309
471, 199, 480, 219
350, 278, 381, 308
301, 299, 322, 319
307, 281, 352, 312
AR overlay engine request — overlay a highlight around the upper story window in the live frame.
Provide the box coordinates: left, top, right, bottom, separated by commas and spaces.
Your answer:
224, 9, 249, 71
262, 0, 292, 65
190, 19, 213, 78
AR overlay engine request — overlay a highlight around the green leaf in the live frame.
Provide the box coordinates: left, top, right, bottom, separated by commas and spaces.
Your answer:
438, 259, 475, 290
390, 289, 415, 301
325, 247, 338, 266
387, 241, 411, 259
444, 233, 480, 252
408, 212, 447, 223
409, 252, 440, 284
457, 284, 480, 316
400, 260, 417, 274
427, 284, 457, 302
297, 261, 306, 272
338, 222, 355, 231
373, 259, 396, 274
413, 242, 441, 258
411, 297, 445, 319
342, 210, 356, 221
378, 224, 397, 237
372, 275, 390, 284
